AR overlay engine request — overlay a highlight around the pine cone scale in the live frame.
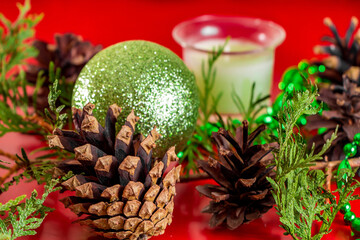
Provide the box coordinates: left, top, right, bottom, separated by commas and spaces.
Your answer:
197, 160, 234, 190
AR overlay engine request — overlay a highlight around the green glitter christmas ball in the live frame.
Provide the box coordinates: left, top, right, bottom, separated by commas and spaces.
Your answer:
72, 40, 199, 156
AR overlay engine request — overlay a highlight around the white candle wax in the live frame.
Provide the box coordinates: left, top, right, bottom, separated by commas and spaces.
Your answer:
183, 39, 274, 114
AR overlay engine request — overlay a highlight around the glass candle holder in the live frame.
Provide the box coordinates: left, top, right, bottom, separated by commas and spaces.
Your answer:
172, 15, 286, 115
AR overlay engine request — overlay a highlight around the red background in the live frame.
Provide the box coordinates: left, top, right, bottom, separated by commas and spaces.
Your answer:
1, 0, 360, 94
0, 0, 359, 239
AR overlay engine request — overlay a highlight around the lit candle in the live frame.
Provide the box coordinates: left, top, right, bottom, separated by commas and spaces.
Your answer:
173, 15, 286, 115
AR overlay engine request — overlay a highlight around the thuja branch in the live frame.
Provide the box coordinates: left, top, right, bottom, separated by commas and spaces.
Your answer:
0, 64, 73, 190
0, 179, 63, 240
268, 88, 360, 240
199, 37, 229, 124
0, 0, 45, 136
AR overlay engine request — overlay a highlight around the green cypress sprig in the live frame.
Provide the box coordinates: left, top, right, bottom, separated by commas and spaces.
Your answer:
0, 178, 63, 240
0, 0, 44, 136
43, 62, 69, 130
268, 88, 360, 240
0, 148, 55, 194
198, 37, 229, 125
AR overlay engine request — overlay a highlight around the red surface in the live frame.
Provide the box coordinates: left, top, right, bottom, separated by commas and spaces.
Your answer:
0, 132, 358, 240
0, 0, 360, 239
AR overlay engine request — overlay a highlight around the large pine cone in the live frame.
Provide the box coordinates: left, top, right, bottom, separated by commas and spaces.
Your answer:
196, 121, 276, 230
307, 77, 360, 161
312, 17, 360, 85
48, 103, 181, 240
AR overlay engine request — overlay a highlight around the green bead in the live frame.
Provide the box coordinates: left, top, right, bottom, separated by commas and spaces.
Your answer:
299, 116, 307, 125
278, 82, 285, 90
177, 151, 184, 158
318, 127, 327, 135
344, 211, 356, 225
264, 116, 273, 124
340, 202, 351, 214
351, 218, 360, 235
354, 133, 360, 145
337, 159, 352, 188
286, 83, 295, 93
266, 107, 274, 115
318, 65, 326, 72
298, 61, 309, 70
344, 143, 357, 157
308, 65, 318, 74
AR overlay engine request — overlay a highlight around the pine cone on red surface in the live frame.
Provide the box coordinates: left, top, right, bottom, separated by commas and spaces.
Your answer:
306, 77, 360, 161
196, 121, 276, 230
26, 33, 102, 111
48, 103, 181, 240
313, 17, 360, 85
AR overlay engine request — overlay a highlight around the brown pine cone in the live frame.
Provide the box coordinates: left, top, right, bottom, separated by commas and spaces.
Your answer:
48, 103, 181, 240
196, 121, 276, 230
306, 77, 360, 161
313, 17, 360, 84
26, 33, 102, 111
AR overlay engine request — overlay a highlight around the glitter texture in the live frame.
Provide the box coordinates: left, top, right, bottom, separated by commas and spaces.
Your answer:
72, 40, 199, 156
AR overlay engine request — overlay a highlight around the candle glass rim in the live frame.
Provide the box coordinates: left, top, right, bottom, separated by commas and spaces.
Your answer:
172, 15, 286, 55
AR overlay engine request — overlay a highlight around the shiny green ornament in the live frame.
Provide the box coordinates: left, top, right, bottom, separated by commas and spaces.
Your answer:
72, 40, 199, 156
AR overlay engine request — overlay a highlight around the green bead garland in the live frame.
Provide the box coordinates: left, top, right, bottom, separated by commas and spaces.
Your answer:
337, 136, 360, 236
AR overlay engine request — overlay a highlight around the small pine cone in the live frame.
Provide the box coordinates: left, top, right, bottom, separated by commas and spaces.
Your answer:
26, 33, 102, 111
312, 17, 360, 85
49, 103, 181, 240
306, 77, 360, 161
196, 121, 277, 230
